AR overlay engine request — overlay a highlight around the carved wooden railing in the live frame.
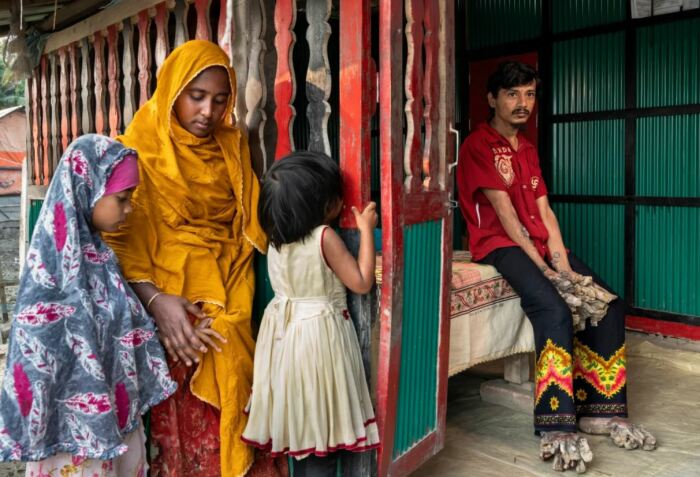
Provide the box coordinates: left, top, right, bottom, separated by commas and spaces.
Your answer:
24, 0, 375, 189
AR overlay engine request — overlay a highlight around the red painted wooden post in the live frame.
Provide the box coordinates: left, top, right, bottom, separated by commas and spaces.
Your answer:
68, 43, 80, 140
339, 0, 372, 228
154, 3, 169, 69
40, 56, 50, 185
107, 24, 121, 137
377, 0, 405, 474
404, 0, 424, 194
421, 0, 439, 190
273, 0, 296, 159
194, 0, 211, 40
30, 73, 41, 185
93, 31, 107, 136
58, 48, 70, 153
137, 10, 152, 106
217, 0, 232, 57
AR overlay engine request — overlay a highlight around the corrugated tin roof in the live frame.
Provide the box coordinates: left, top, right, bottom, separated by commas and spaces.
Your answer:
0, 0, 110, 35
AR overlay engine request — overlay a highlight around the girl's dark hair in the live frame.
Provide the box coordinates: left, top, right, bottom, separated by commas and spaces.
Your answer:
486, 61, 540, 118
258, 151, 343, 249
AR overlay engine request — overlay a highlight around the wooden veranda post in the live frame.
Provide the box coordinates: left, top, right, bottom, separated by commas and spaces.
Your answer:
338, 0, 375, 475
376, 0, 455, 475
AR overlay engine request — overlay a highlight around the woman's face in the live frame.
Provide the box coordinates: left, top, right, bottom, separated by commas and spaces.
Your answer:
173, 66, 231, 137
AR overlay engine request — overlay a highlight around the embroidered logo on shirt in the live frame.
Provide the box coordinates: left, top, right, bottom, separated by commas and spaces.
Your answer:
492, 147, 514, 187
531, 176, 540, 190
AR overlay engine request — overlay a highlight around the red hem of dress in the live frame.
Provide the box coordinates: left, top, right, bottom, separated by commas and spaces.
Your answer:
241, 435, 380, 458
241, 418, 379, 457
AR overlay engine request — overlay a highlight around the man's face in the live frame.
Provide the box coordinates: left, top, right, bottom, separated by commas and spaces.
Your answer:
488, 80, 536, 127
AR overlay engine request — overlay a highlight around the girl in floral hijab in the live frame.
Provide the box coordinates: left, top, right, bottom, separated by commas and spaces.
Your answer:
0, 134, 176, 476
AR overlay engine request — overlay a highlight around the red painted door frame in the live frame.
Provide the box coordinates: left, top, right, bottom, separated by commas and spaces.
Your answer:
376, 0, 455, 475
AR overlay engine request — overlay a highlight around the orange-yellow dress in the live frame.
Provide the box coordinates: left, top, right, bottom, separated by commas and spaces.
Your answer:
105, 40, 271, 477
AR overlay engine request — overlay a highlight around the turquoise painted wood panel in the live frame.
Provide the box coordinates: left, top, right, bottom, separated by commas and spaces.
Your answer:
636, 114, 700, 198
552, 32, 625, 115
636, 206, 700, 317
28, 199, 44, 243
393, 220, 442, 457
551, 120, 624, 196
551, 202, 625, 295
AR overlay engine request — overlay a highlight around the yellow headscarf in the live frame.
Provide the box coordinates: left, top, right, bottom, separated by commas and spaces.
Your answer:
105, 40, 266, 476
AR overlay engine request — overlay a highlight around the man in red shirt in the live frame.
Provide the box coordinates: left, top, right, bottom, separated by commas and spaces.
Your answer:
457, 62, 655, 469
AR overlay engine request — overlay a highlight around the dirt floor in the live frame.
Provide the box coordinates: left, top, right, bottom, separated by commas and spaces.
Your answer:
413, 332, 700, 477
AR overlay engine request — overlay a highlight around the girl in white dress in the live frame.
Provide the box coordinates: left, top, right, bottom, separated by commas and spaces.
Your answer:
242, 151, 380, 476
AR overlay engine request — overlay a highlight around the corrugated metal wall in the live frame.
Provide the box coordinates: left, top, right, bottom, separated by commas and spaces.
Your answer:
552, 203, 625, 294
637, 115, 700, 198
551, 32, 625, 114
465, 1, 700, 321
467, 0, 541, 49
552, 0, 626, 33
551, 120, 625, 196
637, 18, 700, 108
636, 206, 699, 316
393, 220, 442, 457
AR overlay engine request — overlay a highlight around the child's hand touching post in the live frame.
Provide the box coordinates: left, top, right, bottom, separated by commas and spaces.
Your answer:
322, 202, 378, 295
351, 202, 378, 233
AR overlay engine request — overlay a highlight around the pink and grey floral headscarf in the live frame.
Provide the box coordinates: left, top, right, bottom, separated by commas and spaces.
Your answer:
0, 134, 175, 462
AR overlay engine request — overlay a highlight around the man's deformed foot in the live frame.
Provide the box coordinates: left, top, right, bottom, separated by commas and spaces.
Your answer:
608, 417, 657, 451
540, 432, 594, 473
577, 417, 612, 435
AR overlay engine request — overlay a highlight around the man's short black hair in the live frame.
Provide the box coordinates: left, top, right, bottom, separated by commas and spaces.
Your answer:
486, 61, 540, 119
258, 150, 343, 249
487, 61, 540, 99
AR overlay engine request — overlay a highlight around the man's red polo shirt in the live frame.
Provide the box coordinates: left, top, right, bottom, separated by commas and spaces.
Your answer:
457, 122, 550, 261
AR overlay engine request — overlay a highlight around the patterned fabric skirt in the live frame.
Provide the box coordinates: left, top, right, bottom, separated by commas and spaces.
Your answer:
25, 422, 147, 477
149, 362, 288, 477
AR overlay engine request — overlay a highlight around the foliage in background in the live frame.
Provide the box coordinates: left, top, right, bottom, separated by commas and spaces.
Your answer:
0, 37, 26, 108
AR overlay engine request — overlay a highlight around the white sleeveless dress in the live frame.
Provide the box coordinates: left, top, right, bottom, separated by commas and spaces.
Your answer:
242, 225, 380, 458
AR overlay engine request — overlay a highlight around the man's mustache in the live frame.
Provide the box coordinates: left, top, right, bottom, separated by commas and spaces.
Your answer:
512, 109, 530, 115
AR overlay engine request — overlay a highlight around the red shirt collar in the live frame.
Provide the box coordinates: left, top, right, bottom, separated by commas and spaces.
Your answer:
477, 121, 534, 152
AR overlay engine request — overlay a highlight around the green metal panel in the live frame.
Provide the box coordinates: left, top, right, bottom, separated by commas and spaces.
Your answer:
551, 120, 624, 196
552, 32, 625, 115
28, 199, 44, 243
636, 206, 700, 316
637, 114, 700, 197
252, 253, 274, 326
637, 18, 700, 108
467, 0, 541, 49
393, 220, 442, 457
552, 0, 626, 33
550, 202, 625, 295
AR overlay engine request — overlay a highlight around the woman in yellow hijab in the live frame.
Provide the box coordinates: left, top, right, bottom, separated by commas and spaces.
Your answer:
105, 40, 283, 477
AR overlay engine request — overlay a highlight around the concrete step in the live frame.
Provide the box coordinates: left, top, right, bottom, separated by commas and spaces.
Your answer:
480, 379, 535, 414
